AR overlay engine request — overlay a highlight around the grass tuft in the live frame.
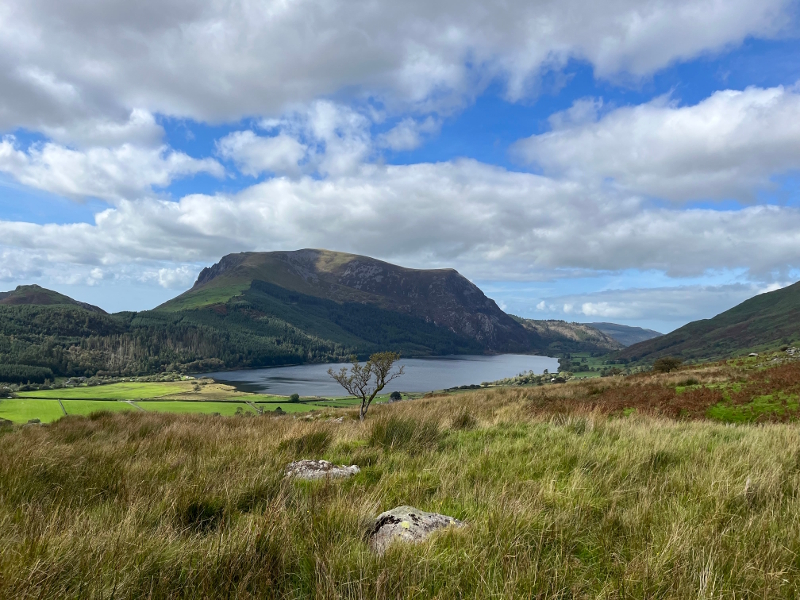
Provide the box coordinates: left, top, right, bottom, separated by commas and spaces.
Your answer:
369, 415, 441, 453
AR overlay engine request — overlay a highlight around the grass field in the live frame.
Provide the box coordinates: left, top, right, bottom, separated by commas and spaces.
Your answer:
2, 357, 800, 597
17, 381, 189, 400
4, 383, 385, 422
62, 400, 138, 416
0, 399, 64, 423
139, 401, 257, 416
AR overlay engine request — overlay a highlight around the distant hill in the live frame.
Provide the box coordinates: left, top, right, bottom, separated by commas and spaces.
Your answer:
616, 282, 800, 363
512, 317, 622, 354
0, 284, 105, 313
588, 322, 662, 347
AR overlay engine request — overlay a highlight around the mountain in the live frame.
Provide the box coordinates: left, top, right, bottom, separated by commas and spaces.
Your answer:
616, 282, 800, 363
0, 284, 105, 313
512, 317, 623, 354
588, 322, 662, 347
158, 249, 535, 353
0, 250, 638, 381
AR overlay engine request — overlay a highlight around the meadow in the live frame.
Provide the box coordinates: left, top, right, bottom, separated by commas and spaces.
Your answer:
2, 380, 370, 423
2, 356, 800, 598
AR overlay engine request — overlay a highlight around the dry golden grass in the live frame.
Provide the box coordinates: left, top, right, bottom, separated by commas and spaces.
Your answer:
2, 361, 800, 598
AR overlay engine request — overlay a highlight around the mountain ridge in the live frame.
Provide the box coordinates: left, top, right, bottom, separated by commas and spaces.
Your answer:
588, 322, 662, 347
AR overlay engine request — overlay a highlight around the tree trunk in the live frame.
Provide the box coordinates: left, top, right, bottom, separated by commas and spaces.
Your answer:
359, 401, 367, 421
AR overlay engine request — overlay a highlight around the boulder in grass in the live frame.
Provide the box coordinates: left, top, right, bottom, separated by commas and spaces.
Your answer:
284, 459, 359, 481
368, 505, 464, 554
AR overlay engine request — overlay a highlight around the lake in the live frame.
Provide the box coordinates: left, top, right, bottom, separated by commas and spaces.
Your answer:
202, 354, 559, 396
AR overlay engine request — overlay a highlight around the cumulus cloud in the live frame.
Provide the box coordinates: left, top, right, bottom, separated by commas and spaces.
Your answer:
514, 85, 800, 201
217, 101, 374, 178
0, 135, 223, 202
378, 117, 441, 151
216, 131, 307, 177
156, 266, 197, 289
1, 160, 799, 281
531, 282, 791, 328
0, 0, 792, 132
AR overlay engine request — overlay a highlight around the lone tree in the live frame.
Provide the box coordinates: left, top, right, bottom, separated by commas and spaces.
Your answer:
328, 352, 404, 421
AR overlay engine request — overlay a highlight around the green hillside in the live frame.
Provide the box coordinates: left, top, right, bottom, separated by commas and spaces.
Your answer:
616, 281, 800, 363
0, 284, 105, 313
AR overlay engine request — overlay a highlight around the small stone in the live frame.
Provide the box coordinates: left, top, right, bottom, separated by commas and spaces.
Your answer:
284, 459, 360, 481
368, 505, 464, 554
749, 353, 759, 357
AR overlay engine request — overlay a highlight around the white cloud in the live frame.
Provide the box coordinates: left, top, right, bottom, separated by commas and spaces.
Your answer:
514, 85, 800, 202
1, 160, 799, 281
156, 266, 197, 289
531, 282, 793, 329
216, 131, 307, 177
0, 135, 223, 202
0, 0, 791, 132
41, 109, 165, 148
378, 117, 441, 151
218, 101, 375, 178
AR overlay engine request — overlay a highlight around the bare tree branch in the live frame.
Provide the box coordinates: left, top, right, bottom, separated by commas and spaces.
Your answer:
328, 352, 404, 420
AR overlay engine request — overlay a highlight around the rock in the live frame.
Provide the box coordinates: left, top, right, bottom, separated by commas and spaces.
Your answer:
368, 505, 464, 554
749, 353, 759, 357
284, 459, 359, 481
27, 418, 41, 424
329, 416, 344, 423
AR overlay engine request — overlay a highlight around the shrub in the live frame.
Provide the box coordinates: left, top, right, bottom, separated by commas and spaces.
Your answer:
653, 357, 683, 373
389, 391, 402, 401
289, 393, 300, 403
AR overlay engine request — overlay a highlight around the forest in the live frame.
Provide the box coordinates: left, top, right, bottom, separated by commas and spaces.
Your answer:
0, 283, 483, 382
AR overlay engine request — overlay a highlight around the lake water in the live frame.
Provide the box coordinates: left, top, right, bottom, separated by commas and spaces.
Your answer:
202, 354, 559, 396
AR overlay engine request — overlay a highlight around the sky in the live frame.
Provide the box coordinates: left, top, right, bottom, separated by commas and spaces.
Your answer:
1, 0, 800, 333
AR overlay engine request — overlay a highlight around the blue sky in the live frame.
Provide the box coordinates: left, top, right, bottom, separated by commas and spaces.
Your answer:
1, 0, 799, 333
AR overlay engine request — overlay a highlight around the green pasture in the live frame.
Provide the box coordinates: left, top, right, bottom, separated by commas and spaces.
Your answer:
17, 382, 185, 400
137, 401, 257, 416
3, 386, 374, 423
62, 401, 138, 416
0, 400, 65, 423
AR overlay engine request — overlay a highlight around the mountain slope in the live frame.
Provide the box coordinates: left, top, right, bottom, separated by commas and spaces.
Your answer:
0, 284, 105, 313
512, 318, 623, 354
617, 282, 800, 363
158, 249, 535, 353
588, 322, 662, 347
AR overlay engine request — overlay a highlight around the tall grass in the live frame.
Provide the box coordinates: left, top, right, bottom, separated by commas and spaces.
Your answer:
2, 380, 800, 597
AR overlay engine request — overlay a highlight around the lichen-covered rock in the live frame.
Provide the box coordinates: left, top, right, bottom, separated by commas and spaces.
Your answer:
284, 459, 359, 481
369, 505, 464, 554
